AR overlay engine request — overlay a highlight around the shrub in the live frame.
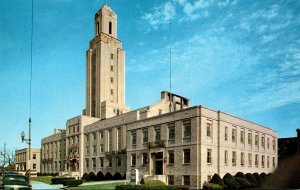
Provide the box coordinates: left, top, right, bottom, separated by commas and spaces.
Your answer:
105, 172, 113, 180
260, 172, 267, 181
140, 177, 145, 185
81, 172, 88, 181
144, 179, 166, 186
245, 173, 257, 187
51, 177, 75, 184
86, 172, 97, 181
235, 177, 253, 189
203, 181, 224, 190
223, 173, 239, 189
253, 172, 262, 187
116, 185, 189, 190
210, 174, 224, 187
235, 172, 246, 179
96, 171, 104, 181
62, 179, 83, 187
113, 172, 123, 180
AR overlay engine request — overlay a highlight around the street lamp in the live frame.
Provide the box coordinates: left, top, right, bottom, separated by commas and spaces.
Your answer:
21, 117, 31, 183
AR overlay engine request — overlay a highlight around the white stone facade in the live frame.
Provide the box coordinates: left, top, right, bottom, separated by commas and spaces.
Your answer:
15, 148, 41, 173
40, 3, 278, 189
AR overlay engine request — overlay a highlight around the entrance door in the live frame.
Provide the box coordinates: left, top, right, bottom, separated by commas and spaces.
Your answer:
155, 152, 163, 175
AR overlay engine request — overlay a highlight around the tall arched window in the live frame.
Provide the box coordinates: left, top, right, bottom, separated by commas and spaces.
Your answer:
96, 22, 100, 35
109, 21, 112, 34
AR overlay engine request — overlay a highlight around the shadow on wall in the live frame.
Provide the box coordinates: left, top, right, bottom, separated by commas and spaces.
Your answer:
263, 154, 300, 189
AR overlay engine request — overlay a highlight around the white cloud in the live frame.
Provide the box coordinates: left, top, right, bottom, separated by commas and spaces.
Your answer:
142, 1, 176, 30
217, 0, 230, 7
261, 34, 278, 44
251, 5, 279, 20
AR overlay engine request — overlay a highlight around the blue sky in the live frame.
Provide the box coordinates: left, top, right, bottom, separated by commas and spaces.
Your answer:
0, 0, 299, 151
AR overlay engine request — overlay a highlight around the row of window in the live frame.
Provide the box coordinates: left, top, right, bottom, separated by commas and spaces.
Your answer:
85, 157, 122, 169
168, 175, 190, 186
131, 120, 191, 145
130, 149, 191, 167
206, 149, 276, 168
85, 128, 122, 153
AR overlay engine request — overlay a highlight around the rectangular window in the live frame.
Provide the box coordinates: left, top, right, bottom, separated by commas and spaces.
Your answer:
100, 157, 104, 167
131, 154, 136, 166
111, 77, 114, 83
267, 156, 270, 168
168, 124, 175, 141
142, 129, 148, 144
262, 155, 265, 167
155, 127, 161, 141
100, 144, 104, 153
255, 134, 259, 146
33, 164, 36, 169
110, 89, 113, 95
267, 138, 270, 149
131, 131, 136, 145
183, 149, 190, 164
232, 151, 236, 166
183, 120, 191, 138
225, 150, 228, 165
183, 175, 190, 186
207, 149, 212, 164
207, 123, 212, 137
273, 157, 276, 167
272, 139, 276, 151
142, 153, 148, 165
232, 128, 236, 142
108, 130, 112, 152
111, 53, 114, 59
92, 158, 96, 168
86, 158, 89, 168
248, 132, 252, 145
117, 128, 122, 150
240, 130, 244, 144
117, 157, 122, 166
108, 157, 112, 167
225, 127, 228, 141
168, 151, 174, 165
168, 175, 174, 185
255, 154, 259, 167
248, 153, 252, 167
110, 65, 114, 72
262, 136, 265, 148
241, 152, 244, 166
100, 131, 104, 139
33, 154, 36, 159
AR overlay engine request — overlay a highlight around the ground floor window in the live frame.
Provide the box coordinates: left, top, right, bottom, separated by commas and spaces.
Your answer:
168, 175, 174, 185
131, 154, 136, 166
183, 175, 190, 186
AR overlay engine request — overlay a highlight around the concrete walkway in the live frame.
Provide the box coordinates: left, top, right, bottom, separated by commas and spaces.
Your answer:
31, 180, 62, 190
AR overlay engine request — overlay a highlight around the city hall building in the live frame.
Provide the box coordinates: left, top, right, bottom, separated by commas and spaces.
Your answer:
40, 4, 278, 189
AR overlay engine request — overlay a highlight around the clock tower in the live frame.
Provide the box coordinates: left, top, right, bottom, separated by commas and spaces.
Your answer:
85, 5, 129, 119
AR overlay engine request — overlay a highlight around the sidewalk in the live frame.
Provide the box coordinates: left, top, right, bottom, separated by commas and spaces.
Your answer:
31, 180, 62, 190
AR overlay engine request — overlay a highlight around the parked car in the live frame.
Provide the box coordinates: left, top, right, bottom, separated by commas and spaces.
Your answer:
0, 174, 32, 190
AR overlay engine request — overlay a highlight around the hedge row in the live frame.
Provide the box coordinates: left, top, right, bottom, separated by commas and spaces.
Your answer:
37, 172, 59, 176
116, 185, 189, 190
62, 179, 83, 187
81, 171, 125, 181
203, 172, 272, 190
51, 177, 75, 184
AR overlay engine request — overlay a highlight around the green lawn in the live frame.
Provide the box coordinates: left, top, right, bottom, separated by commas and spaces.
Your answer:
70, 182, 124, 190
31, 176, 52, 184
